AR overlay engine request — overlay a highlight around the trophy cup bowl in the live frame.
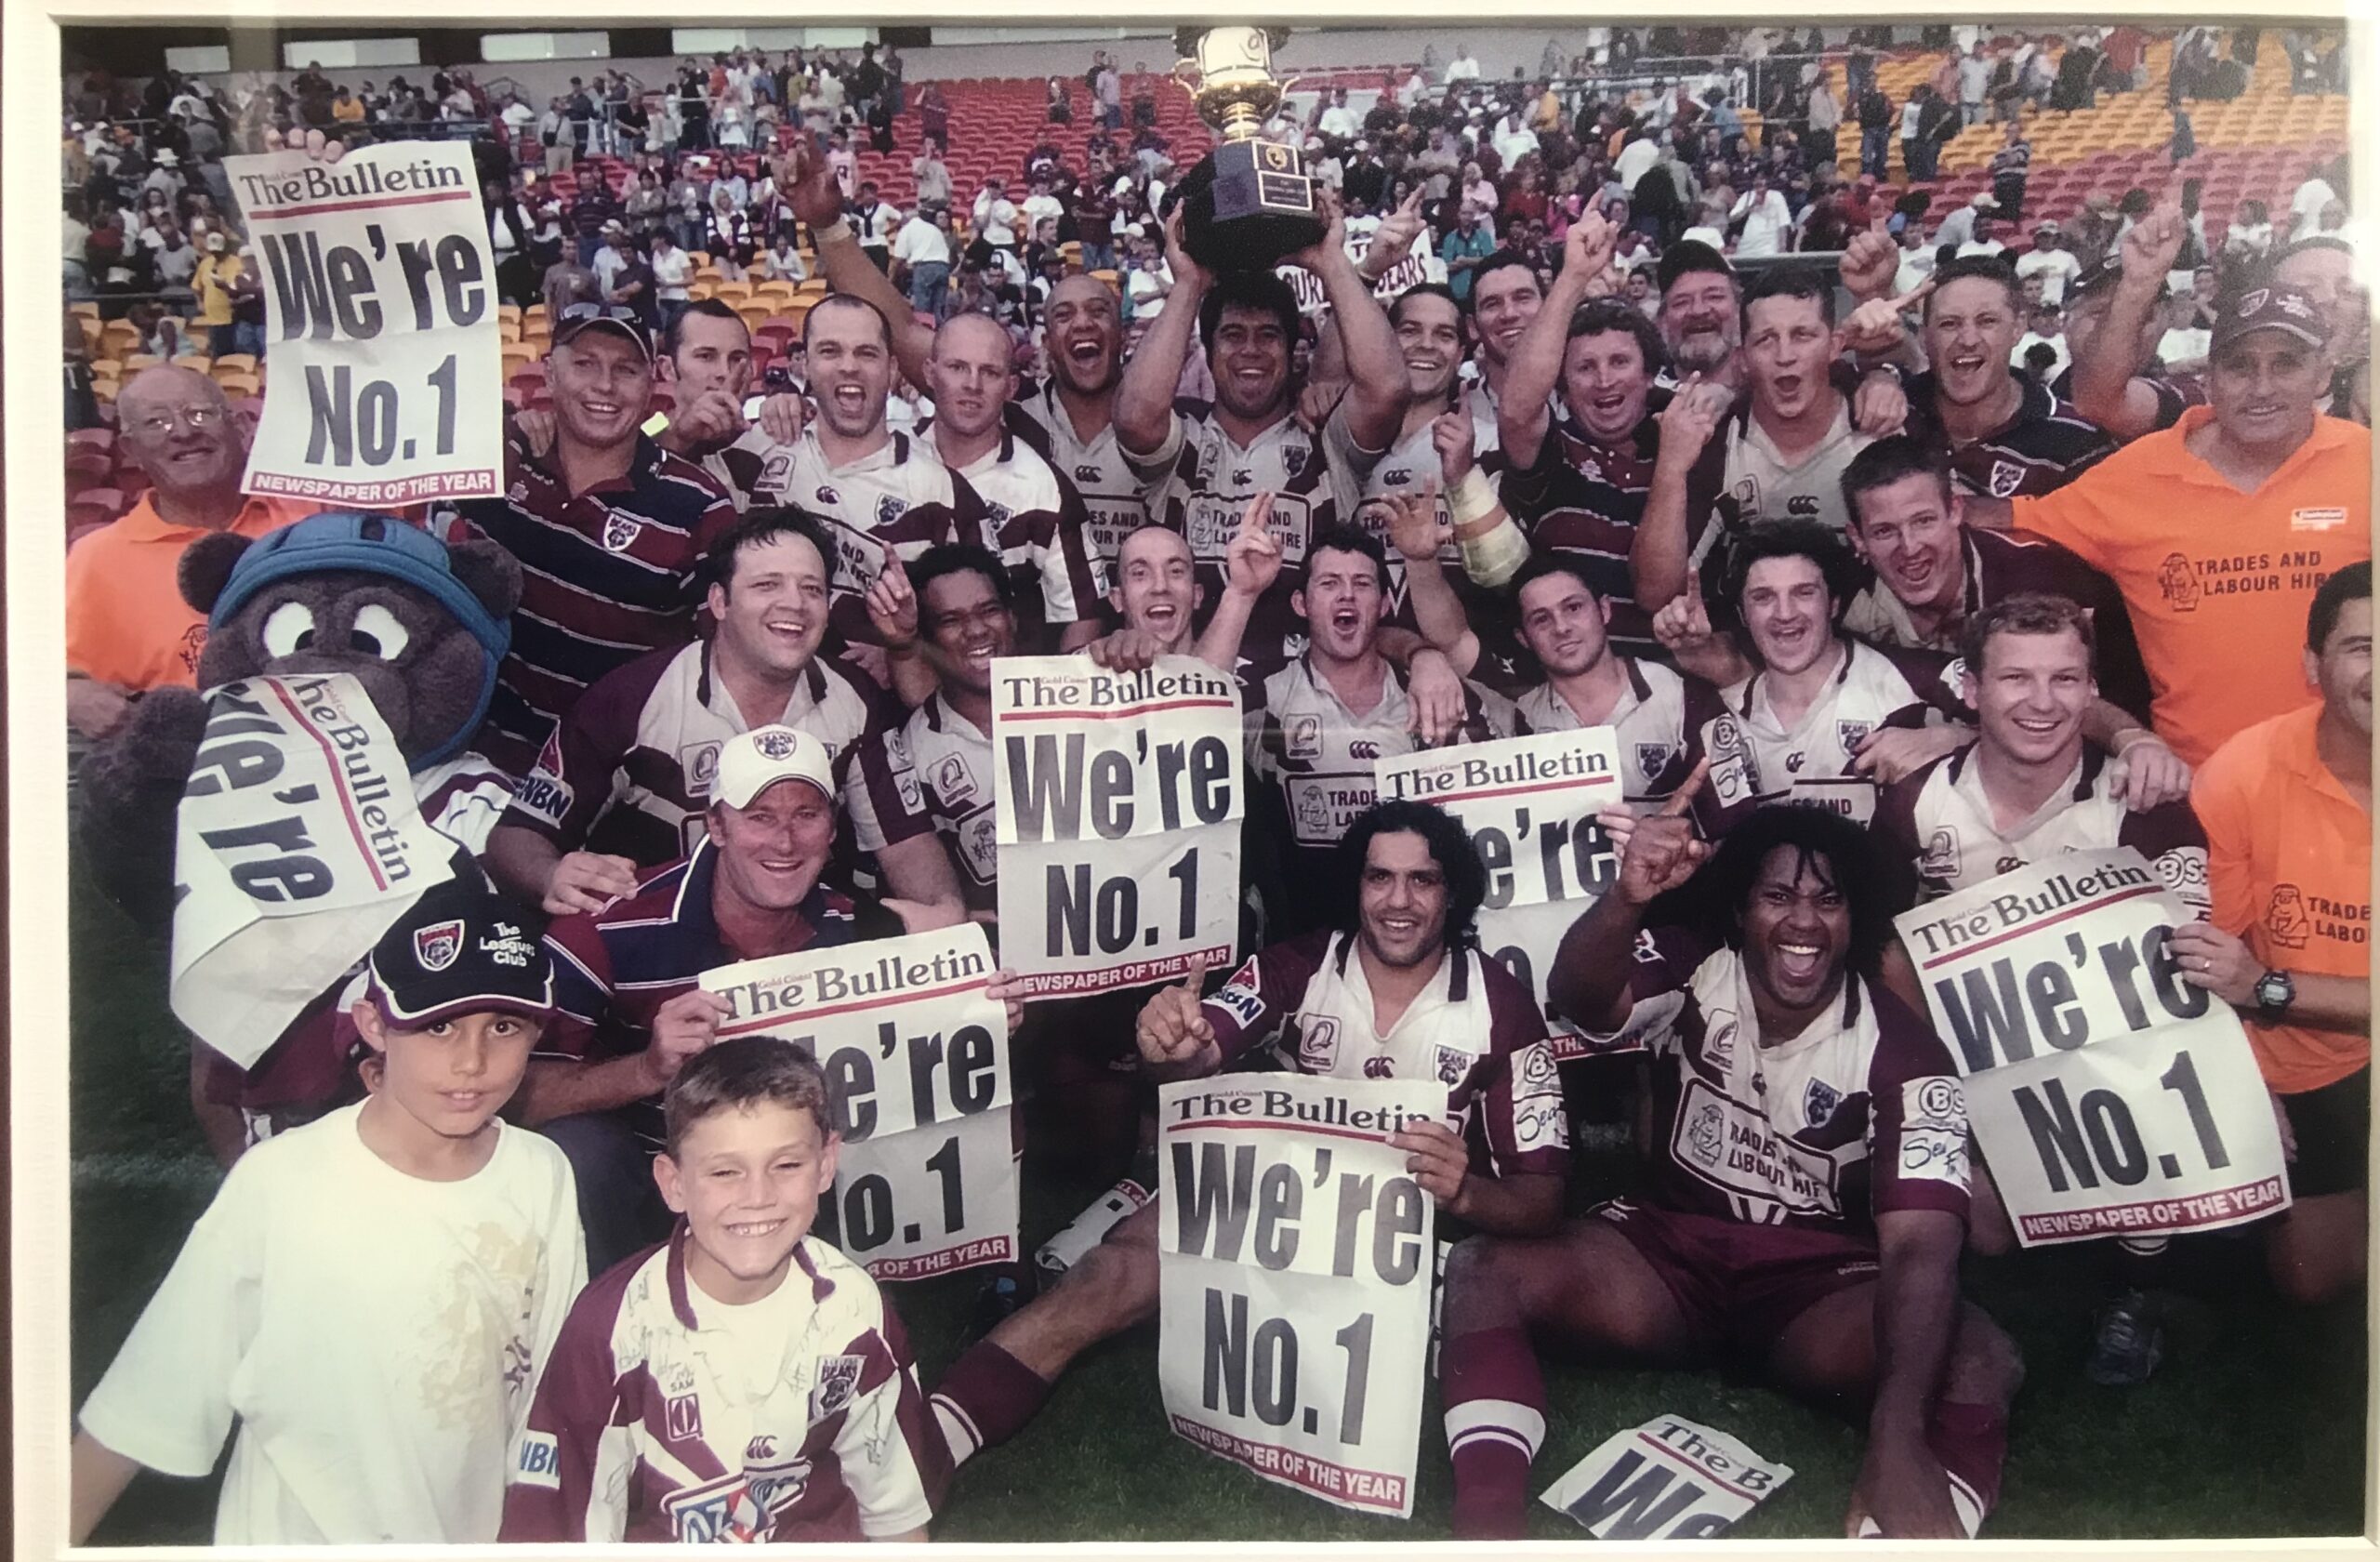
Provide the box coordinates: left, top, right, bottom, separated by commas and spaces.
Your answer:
1165, 25, 1327, 274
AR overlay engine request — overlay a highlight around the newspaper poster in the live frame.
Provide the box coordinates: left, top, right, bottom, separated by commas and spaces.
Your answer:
1896, 849, 2289, 1247
1157, 1075, 1438, 1517
226, 139, 503, 505
169, 673, 457, 1066
993, 656, 1242, 998
703, 923, 1018, 1279
1376, 730, 1626, 1057
1540, 1416, 1794, 1539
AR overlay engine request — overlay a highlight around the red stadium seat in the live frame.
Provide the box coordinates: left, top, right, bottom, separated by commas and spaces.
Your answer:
68, 489, 125, 530
67, 427, 115, 456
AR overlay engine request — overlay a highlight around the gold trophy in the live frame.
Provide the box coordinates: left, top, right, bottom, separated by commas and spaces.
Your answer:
1168, 26, 1325, 271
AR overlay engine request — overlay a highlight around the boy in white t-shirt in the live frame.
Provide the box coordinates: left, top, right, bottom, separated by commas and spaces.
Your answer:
71, 883, 586, 1545
501, 1038, 947, 1542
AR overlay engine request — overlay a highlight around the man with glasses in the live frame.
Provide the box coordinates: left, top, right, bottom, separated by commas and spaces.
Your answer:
66, 364, 311, 743
454, 303, 738, 777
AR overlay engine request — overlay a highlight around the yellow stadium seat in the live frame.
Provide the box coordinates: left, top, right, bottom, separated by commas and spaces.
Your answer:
214, 371, 259, 397
211, 353, 258, 376
122, 353, 163, 372
70, 300, 99, 320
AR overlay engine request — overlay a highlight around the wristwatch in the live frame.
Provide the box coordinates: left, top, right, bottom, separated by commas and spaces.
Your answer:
2254, 969, 2295, 1023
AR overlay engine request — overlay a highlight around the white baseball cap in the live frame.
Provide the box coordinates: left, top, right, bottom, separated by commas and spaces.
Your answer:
715, 725, 836, 809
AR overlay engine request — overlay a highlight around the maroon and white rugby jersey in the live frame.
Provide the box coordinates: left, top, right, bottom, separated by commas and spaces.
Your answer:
1006, 381, 1151, 575
774, 429, 998, 648
1840, 524, 2154, 724
1245, 654, 1511, 930
499, 640, 932, 868
1510, 657, 1722, 806
936, 425, 1107, 630
902, 694, 996, 915
1873, 743, 2211, 912
500, 1228, 945, 1543
1130, 401, 1384, 668
1620, 927, 1972, 1233
698, 424, 801, 513
1203, 929, 1569, 1182
1698, 637, 1971, 831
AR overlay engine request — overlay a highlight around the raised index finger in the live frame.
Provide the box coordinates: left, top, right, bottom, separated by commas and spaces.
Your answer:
1657, 756, 1712, 816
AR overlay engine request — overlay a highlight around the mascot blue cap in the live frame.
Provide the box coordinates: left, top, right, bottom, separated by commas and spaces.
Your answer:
208, 512, 510, 767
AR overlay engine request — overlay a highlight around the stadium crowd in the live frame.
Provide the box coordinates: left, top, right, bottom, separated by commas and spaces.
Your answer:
60, 20, 2374, 1551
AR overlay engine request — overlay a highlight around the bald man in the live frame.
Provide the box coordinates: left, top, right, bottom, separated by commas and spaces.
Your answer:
66, 364, 311, 738
783, 139, 1104, 660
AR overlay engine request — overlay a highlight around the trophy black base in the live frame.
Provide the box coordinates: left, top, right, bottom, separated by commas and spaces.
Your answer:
1170, 139, 1326, 274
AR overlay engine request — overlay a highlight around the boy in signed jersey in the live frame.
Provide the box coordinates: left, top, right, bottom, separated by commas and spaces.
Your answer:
73, 885, 586, 1545
1438, 797, 2021, 1540
924, 799, 1567, 1476
501, 1038, 945, 1542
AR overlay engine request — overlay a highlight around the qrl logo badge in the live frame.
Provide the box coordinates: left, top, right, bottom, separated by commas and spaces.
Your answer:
414, 920, 465, 973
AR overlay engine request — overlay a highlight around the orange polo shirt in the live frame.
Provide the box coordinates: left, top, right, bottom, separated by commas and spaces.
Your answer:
2191, 702, 2373, 1093
2012, 409, 2371, 765
65, 493, 313, 691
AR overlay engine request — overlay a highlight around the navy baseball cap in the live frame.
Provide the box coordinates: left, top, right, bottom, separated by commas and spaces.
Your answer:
366, 880, 554, 1029
2212, 283, 2331, 353
551, 300, 654, 362
1657, 239, 1735, 297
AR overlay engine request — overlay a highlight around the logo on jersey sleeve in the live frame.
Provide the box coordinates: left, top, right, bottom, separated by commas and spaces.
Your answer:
414, 920, 464, 973
1210, 961, 1268, 1030
811, 1353, 866, 1421
515, 1430, 562, 1488
1510, 1040, 1568, 1151
1987, 459, 2026, 498
1898, 1076, 1969, 1187
602, 512, 644, 552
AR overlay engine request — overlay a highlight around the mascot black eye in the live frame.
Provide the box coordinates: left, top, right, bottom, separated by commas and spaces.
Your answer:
262, 601, 316, 656
350, 604, 412, 660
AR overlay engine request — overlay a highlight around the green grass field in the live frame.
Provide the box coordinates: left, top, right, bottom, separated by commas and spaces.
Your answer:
67, 853, 2368, 1544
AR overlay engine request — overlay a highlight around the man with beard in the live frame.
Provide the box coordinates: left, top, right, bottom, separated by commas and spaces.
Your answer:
926, 799, 1567, 1478
2187, 563, 2373, 1305
1841, 254, 2117, 501
1114, 199, 1410, 668
1655, 239, 1745, 393
1838, 437, 2175, 774
482, 510, 960, 921
1248, 523, 1508, 934
1633, 270, 1899, 612
1974, 285, 2371, 767
1873, 592, 2208, 1383
1665, 521, 1974, 831
454, 305, 739, 777
1440, 802, 2016, 1540
1500, 218, 1726, 665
